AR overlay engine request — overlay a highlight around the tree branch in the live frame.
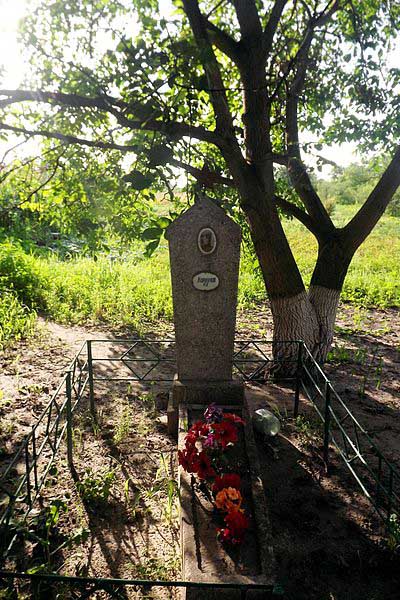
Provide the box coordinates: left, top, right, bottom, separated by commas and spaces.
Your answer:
0, 121, 143, 152
285, 2, 341, 237
0, 149, 65, 218
263, 0, 289, 56
0, 143, 62, 184
343, 145, 400, 252
169, 158, 235, 188
203, 18, 242, 65
107, 106, 220, 146
0, 89, 220, 146
169, 157, 318, 235
0, 89, 123, 110
24, 150, 65, 204
273, 194, 321, 237
231, 0, 263, 42
181, 0, 238, 140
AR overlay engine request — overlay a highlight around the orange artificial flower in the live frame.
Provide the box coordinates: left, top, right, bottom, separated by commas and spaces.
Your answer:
215, 487, 243, 513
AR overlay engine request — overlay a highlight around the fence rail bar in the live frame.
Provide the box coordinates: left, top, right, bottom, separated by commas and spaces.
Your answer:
0, 570, 276, 592
1, 335, 399, 576
297, 343, 400, 526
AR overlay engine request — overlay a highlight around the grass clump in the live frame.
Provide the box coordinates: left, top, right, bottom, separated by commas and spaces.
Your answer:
0, 291, 36, 349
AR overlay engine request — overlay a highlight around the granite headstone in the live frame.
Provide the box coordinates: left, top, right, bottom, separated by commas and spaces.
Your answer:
165, 195, 241, 385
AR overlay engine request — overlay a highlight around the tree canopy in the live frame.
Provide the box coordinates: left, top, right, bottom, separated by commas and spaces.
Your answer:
1, 0, 400, 358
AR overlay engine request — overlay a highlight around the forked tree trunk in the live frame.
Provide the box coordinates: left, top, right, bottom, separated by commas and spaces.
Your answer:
270, 285, 341, 366
251, 222, 350, 370
267, 238, 352, 373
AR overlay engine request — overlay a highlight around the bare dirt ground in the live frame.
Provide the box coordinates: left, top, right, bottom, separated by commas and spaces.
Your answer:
0, 304, 399, 599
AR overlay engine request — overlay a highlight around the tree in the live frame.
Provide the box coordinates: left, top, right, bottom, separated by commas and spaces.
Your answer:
1, 0, 400, 361
0, 144, 159, 251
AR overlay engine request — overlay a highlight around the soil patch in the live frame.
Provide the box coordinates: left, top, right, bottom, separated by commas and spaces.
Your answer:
1, 304, 399, 599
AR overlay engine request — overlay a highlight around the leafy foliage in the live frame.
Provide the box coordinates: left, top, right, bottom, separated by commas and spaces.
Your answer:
76, 468, 116, 506
0, 0, 400, 351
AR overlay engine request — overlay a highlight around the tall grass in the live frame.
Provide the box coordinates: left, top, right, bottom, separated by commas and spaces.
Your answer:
0, 205, 398, 343
0, 292, 36, 349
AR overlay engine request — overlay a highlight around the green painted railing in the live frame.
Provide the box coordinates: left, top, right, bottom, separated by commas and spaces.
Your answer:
0, 337, 398, 598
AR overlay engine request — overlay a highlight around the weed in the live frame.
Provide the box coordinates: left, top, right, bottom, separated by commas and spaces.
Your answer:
1, 204, 399, 347
0, 419, 17, 438
0, 291, 36, 349
352, 307, 367, 330
11, 497, 91, 576
72, 426, 84, 450
138, 392, 157, 416
113, 405, 133, 445
327, 346, 352, 363
124, 478, 142, 519
0, 391, 11, 413
76, 468, 116, 506
270, 403, 288, 421
130, 553, 180, 580
293, 415, 322, 444
143, 453, 179, 524
387, 514, 400, 552
137, 413, 154, 437
375, 356, 383, 390
87, 408, 104, 438
358, 375, 368, 399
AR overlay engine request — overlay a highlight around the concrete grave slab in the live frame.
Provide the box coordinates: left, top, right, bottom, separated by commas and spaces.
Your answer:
178, 397, 276, 599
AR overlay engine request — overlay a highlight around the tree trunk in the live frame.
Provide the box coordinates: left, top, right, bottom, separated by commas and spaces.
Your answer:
267, 285, 341, 375
308, 284, 341, 362
267, 233, 351, 373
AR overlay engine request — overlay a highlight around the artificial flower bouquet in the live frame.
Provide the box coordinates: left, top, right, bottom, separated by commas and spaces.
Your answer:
178, 403, 249, 546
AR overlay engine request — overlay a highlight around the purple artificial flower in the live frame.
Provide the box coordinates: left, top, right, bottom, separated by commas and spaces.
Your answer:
203, 432, 218, 449
204, 403, 223, 424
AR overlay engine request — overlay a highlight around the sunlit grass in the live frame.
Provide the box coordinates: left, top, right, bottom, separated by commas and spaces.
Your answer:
0, 205, 398, 343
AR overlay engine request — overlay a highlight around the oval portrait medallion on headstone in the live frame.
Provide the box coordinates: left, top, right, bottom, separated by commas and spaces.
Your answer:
193, 272, 219, 291
198, 227, 217, 255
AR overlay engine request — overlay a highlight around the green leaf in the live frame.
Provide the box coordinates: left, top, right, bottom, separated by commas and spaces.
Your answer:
157, 217, 172, 229
123, 171, 155, 190
144, 239, 160, 257
141, 226, 162, 241
27, 564, 47, 574
148, 145, 173, 166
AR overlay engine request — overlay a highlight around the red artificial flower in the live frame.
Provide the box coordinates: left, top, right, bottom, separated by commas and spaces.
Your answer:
196, 451, 216, 480
185, 421, 210, 449
222, 413, 245, 425
217, 527, 234, 545
224, 508, 249, 542
212, 473, 241, 494
217, 508, 250, 546
212, 420, 238, 448
178, 447, 200, 473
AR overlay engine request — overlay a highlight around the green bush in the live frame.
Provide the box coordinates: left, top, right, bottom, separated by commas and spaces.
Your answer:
0, 241, 48, 307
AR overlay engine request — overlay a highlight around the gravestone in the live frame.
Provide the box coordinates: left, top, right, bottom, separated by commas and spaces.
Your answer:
165, 194, 243, 408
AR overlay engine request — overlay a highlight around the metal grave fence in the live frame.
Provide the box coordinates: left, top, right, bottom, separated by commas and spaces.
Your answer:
0, 337, 399, 598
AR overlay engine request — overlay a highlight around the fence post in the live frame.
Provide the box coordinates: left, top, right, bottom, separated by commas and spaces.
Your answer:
294, 341, 303, 417
87, 340, 95, 419
24, 442, 32, 508
66, 371, 73, 469
323, 381, 332, 473
386, 468, 394, 529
